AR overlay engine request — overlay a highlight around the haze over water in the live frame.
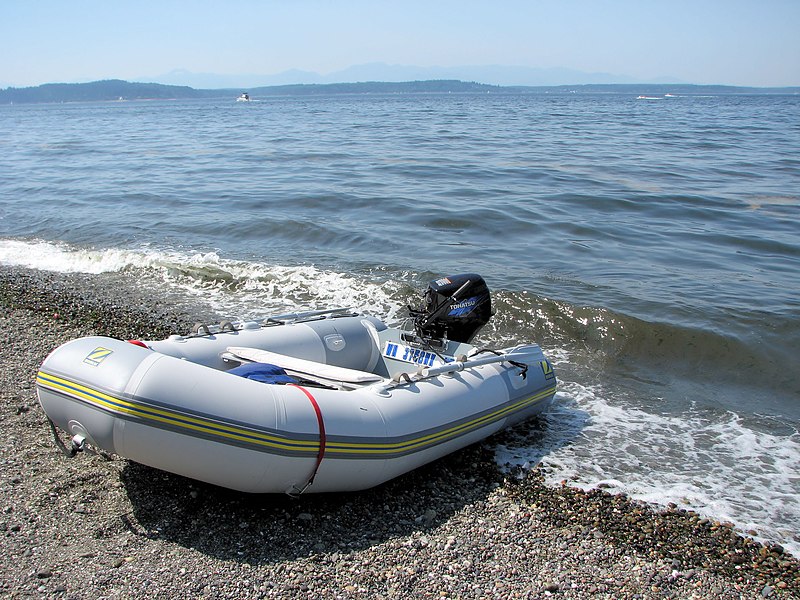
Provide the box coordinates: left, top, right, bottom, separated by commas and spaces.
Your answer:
1, 91, 798, 553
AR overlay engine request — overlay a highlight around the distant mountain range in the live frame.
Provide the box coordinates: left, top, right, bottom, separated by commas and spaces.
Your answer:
146, 63, 656, 89
1, 79, 798, 104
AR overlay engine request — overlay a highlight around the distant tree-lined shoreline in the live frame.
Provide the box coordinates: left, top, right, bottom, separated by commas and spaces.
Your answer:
1, 78, 797, 104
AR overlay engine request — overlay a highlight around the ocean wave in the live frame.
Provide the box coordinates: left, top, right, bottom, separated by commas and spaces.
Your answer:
495, 380, 800, 557
0, 239, 407, 322
0, 239, 162, 274
3, 239, 796, 392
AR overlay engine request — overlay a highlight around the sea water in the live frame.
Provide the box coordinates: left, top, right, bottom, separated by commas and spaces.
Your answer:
1, 92, 798, 553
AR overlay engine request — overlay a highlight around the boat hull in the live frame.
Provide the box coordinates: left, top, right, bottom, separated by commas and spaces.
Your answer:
37, 316, 556, 493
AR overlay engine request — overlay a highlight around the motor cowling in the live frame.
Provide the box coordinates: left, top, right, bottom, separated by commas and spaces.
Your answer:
411, 273, 492, 344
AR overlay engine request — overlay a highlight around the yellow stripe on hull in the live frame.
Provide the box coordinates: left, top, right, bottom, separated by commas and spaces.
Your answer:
37, 370, 555, 459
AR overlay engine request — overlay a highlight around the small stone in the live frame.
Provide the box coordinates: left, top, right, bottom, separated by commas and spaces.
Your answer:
36, 569, 52, 579
297, 513, 313, 522
543, 582, 559, 592
761, 585, 774, 597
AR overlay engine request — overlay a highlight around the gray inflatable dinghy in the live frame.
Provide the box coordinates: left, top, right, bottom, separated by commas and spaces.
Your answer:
37, 274, 556, 494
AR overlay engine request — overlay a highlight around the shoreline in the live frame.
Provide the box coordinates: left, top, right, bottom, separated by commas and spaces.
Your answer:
1, 265, 797, 598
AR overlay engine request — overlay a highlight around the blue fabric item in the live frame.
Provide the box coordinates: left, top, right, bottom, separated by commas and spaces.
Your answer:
228, 362, 296, 385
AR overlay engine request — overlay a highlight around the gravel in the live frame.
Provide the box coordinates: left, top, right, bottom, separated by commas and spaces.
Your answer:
1, 265, 798, 599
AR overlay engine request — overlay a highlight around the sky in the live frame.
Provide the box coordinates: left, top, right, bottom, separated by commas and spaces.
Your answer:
2, 0, 799, 88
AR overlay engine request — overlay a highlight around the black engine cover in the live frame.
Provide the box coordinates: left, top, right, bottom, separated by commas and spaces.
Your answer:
412, 273, 492, 343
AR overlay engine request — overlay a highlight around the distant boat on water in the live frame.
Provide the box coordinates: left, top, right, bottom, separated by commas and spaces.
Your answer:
637, 94, 679, 100
236, 92, 251, 102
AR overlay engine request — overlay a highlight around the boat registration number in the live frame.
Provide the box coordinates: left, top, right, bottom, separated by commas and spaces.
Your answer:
382, 341, 451, 368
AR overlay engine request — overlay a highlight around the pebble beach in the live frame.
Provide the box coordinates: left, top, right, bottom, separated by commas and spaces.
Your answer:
1, 265, 798, 599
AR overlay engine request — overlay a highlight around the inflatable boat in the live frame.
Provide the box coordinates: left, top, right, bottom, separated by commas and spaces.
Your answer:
36, 274, 557, 494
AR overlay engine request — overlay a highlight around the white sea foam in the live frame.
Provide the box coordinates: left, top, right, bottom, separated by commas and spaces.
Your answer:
495, 371, 800, 556
0, 239, 158, 274
162, 257, 406, 323
0, 239, 405, 322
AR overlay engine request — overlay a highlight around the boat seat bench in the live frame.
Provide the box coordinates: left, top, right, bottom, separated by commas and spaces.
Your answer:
225, 346, 384, 385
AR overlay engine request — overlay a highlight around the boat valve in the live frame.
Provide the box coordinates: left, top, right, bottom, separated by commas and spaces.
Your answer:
70, 434, 86, 454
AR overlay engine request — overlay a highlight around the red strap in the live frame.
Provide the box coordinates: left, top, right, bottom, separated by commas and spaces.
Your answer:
288, 384, 326, 488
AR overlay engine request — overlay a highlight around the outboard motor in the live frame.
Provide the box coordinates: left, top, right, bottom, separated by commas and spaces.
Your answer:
410, 273, 492, 344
